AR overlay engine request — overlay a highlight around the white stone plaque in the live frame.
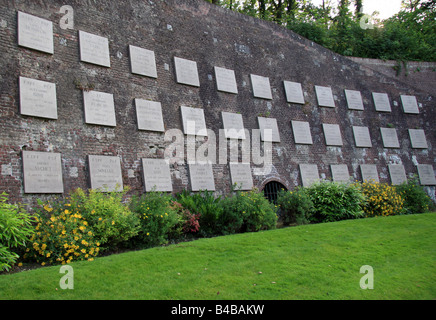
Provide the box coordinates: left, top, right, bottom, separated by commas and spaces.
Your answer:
299, 164, 320, 187
135, 99, 164, 132
372, 92, 391, 112
330, 164, 350, 183
214, 66, 238, 94
17, 11, 53, 54
292, 120, 313, 145
417, 164, 436, 186
79, 30, 111, 67
322, 124, 343, 146
380, 128, 400, 148
19, 76, 57, 119
315, 85, 335, 108
174, 57, 200, 87
360, 164, 379, 182
250, 74, 272, 100
401, 95, 419, 114
222, 112, 246, 140
129, 45, 157, 78
388, 164, 407, 185
408, 129, 428, 149
22, 151, 63, 193
83, 90, 116, 127
189, 163, 215, 191
345, 89, 364, 110
88, 155, 123, 191
180, 106, 207, 136
284, 81, 305, 104
353, 126, 372, 148
142, 158, 172, 192
258, 117, 280, 142
229, 163, 253, 190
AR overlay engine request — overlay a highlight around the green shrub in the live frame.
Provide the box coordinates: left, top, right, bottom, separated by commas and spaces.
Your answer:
0, 193, 35, 271
276, 188, 314, 226
395, 178, 433, 214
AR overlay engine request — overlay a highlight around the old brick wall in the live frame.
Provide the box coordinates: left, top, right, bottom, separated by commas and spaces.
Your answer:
0, 0, 435, 204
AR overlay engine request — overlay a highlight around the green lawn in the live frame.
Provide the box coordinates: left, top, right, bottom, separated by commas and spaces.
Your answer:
1, 213, 435, 300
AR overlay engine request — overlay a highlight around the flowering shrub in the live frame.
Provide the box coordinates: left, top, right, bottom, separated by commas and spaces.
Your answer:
276, 187, 314, 226
359, 181, 404, 217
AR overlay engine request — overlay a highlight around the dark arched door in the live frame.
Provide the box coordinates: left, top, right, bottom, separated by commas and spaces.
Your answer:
262, 181, 287, 204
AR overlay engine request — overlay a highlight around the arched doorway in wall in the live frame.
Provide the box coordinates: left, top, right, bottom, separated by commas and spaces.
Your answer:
262, 180, 288, 204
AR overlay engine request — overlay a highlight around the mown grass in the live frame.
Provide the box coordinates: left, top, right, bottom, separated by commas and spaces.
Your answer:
1, 213, 435, 300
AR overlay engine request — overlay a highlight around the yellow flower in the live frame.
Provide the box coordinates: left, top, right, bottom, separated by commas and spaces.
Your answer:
111, 221, 115, 225
41, 262, 46, 266
64, 209, 70, 214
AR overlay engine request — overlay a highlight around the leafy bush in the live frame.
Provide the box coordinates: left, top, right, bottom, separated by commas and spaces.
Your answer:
276, 188, 314, 226
169, 201, 200, 235
0, 193, 35, 271
395, 178, 433, 214
360, 181, 404, 217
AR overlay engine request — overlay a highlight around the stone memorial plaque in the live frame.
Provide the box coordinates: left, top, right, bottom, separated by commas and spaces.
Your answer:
258, 117, 280, 142
250, 74, 272, 100
380, 128, 400, 148
330, 164, 350, 182
88, 155, 123, 191
284, 81, 305, 104
315, 85, 335, 108
345, 89, 364, 110
83, 90, 116, 127
189, 163, 215, 191
142, 158, 172, 192
180, 106, 207, 136
388, 164, 407, 185
353, 126, 372, 148
360, 164, 379, 182
17, 11, 53, 54
417, 164, 436, 186
322, 124, 343, 146
22, 151, 63, 193
222, 112, 246, 140
135, 99, 164, 132
174, 57, 200, 87
19, 76, 57, 119
229, 163, 253, 190
214, 66, 238, 94
401, 95, 419, 114
372, 92, 391, 112
299, 164, 320, 187
291, 120, 313, 145
129, 45, 157, 78
408, 129, 428, 149
79, 30, 110, 67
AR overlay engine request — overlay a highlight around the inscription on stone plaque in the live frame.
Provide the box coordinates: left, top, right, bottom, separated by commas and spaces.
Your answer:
250, 74, 272, 100
229, 163, 253, 190
353, 126, 372, 148
258, 117, 280, 142
135, 99, 165, 132
19, 76, 57, 119
180, 106, 207, 136
417, 164, 436, 185
129, 45, 157, 78
315, 85, 335, 108
401, 95, 419, 114
360, 164, 379, 182
214, 66, 238, 94
299, 164, 320, 187
292, 120, 313, 145
222, 112, 246, 140
372, 92, 391, 112
283, 81, 305, 104
330, 164, 350, 182
189, 163, 215, 191
83, 90, 116, 127
22, 151, 63, 194
323, 124, 343, 146
380, 128, 400, 148
174, 57, 200, 87
88, 155, 123, 191
345, 89, 364, 110
408, 129, 428, 149
142, 158, 172, 192
388, 164, 407, 185
79, 30, 111, 67
17, 11, 53, 54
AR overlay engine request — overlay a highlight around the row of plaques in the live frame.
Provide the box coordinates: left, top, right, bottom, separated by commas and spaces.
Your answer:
17, 11, 421, 113
22, 150, 436, 194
